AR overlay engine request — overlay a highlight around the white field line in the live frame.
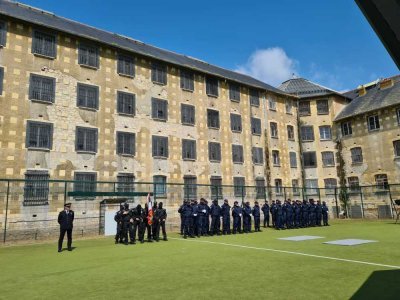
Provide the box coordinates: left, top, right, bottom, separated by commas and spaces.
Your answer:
170, 238, 400, 269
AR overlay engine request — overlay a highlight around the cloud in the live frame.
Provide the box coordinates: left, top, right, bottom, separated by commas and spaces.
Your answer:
235, 47, 298, 87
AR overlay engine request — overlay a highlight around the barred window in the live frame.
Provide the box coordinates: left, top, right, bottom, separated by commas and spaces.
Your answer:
152, 136, 168, 158
348, 176, 360, 193
151, 62, 167, 85
234, 177, 246, 197
252, 147, 264, 164
117, 54, 135, 77
26, 121, 53, 149
78, 43, 99, 68
292, 179, 300, 195
301, 126, 314, 141
299, 101, 311, 116
77, 83, 99, 109
181, 104, 195, 125
229, 83, 240, 102
305, 179, 318, 195
210, 176, 223, 199
209, 142, 221, 162
0, 21, 7, 47
319, 126, 332, 140
251, 117, 261, 135
249, 89, 260, 106
232, 144, 244, 163
285, 99, 293, 114
255, 178, 266, 199
303, 151, 317, 168
350, 147, 363, 164
394, 140, 400, 157
152, 98, 168, 121
153, 175, 167, 197
32, 30, 56, 58
289, 152, 297, 168
206, 76, 218, 97
317, 99, 329, 114
29, 74, 55, 103
207, 109, 220, 129
268, 97, 276, 110
375, 174, 388, 190
230, 114, 242, 132
180, 69, 194, 91
117, 173, 135, 193
324, 178, 337, 195
270, 122, 278, 138
184, 176, 197, 200
23, 170, 49, 206
117, 91, 135, 115
116, 132, 135, 156
287, 125, 295, 140
74, 172, 97, 193
341, 122, 352, 136
76, 127, 98, 153
272, 150, 280, 166
0, 67, 4, 95
275, 179, 283, 195
182, 139, 196, 160
367, 115, 380, 131
322, 151, 335, 166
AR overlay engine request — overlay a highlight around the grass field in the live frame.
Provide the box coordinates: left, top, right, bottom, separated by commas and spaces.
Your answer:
1, 220, 399, 300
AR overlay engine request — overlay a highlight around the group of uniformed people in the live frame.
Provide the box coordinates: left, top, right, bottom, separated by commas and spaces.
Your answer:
178, 198, 329, 238
114, 202, 168, 244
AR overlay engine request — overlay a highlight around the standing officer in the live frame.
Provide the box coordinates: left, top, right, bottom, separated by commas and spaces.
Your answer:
205, 199, 211, 235
121, 203, 131, 245
210, 199, 221, 236
309, 199, 316, 227
302, 200, 309, 228
154, 202, 168, 241
178, 202, 185, 235
261, 200, 270, 228
294, 200, 302, 228
322, 201, 329, 226
191, 200, 200, 238
275, 200, 284, 230
220, 199, 231, 235
232, 201, 243, 234
316, 200, 323, 226
182, 200, 193, 239
198, 198, 207, 236
130, 204, 143, 244
114, 204, 124, 244
139, 203, 153, 243
285, 199, 293, 229
243, 201, 252, 233
252, 201, 261, 232
58, 203, 74, 252
270, 200, 276, 227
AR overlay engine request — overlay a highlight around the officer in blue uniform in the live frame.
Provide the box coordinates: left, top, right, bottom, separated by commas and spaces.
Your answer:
270, 200, 277, 227
191, 200, 200, 237
198, 198, 207, 236
220, 199, 231, 235
261, 200, 270, 227
294, 200, 302, 228
205, 199, 211, 235
210, 199, 221, 235
322, 201, 329, 226
302, 200, 309, 228
315, 200, 322, 226
232, 201, 243, 234
243, 201, 252, 233
114, 204, 124, 244
178, 202, 185, 235
275, 200, 284, 230
282, 200, 288, 229
252, 201, 261, 232
285, 200, 293, 229
182, 200, 193, 239
309, 199, 316, 227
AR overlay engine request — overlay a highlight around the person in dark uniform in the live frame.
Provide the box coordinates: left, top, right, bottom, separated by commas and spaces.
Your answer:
220, 199, 231, 235
154, 202, 168, 241
58, 203, 74, 252
243, 201, 252, 233
129, 204, 143, 244
285, 200, 293, 229
316, 200, 322, 226
294, 200, 302, 228
302, 200, 309, 228
210, 199, 221, 236
114, 204, 124, 244
191, 200, 200, 237
205, 199, 211, 235
275, 200, 284, 230
182, 200, 193, 239
270, 200, 276, 227
140, 203, 153, 243
261, 200, 270, 227
121, 203, 131, 245
232, 201, 243, 234
252, 201, 261, 232
198, 198, 207, 236
322, 201, 329, 226
309, 199, 316, 227
178, 202, 185, 235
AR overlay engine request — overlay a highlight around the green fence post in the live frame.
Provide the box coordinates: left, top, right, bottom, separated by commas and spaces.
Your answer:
334, 187, 339, 219
359, 187, 365, 219
153, 183, 157, 204
215, 185, 218, 201
283, 187, 287, 201
3, 180, 10, 243
63, 181, 67, 205
388, 184, 394, 219
241, 185, 245, 204
317, 188, 321, 203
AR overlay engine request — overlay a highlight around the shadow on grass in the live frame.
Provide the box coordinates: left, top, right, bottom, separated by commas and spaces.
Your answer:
350, 269, 400, 299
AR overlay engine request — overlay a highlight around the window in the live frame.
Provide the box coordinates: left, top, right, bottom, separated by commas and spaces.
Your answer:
268, 97, 276, 110
303, 152, 317, 168
305, 179, 318, 195
26, 121, 53, 150
183, 176, 197, 200
78, 43, 99, 68
272, 150, 280, 166
252, 147, 264, 164
153, 175, 167, 197
209, 142, 221, 162
289, 152, 297, 168
301, 126, 314, 141
234, 177, 246, 197
76, 127, 98, 153
152, 136, 168, 158
116, 132, 135, 156
251, 117, 261, 135
32, 30, 56, 58
350, 147, 363, 164
285, 99, 293, 114
77, 83, 99, 109
394, 140, 400, 157
375, 174, 389, 190
292, 179, 300, 195
348, 177, 360, 193
367, 115, 380, 131
0, 67, 3, 95
210, 176, 223, 199
180, 69, 194, 91
229, 83, 240, 102
287, 125, 295, 140
151, 62, 167, 85
232, 145, 244, 163
74, 172, 97, 193
117, 173, 135, 193
23, 170, 49, 206
206, 76, 218, 97
270, 122, 278, 138
151, 98, 168, 121
319, 126, 332, 140
275, 179, 283, 195
397, 108, 400, 125
117, 54, 135, 77
250, 89, 260, 106
322, 151, 335, 167
230, 114, 242, 132
181, 104, 195, 125
317, 99, 329, 114
117, 91, 135, 115
29, 74, 55, 103
0, 21, 7, 47
207, 109, 220, 129
324, 178, 337, 195
341, 122, 353, 136
182, 139, 196, 160
255, 178, 266, 199
299, 101, 311, 116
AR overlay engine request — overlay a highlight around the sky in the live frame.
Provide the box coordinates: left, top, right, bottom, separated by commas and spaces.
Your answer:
19, 0, 399, 91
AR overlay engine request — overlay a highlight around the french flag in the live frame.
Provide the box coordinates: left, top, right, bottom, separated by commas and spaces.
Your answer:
147, 193, 153, 225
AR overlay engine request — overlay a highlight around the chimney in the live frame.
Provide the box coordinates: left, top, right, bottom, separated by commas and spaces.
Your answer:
379, 78, 394, 90
358, 85, 367, 96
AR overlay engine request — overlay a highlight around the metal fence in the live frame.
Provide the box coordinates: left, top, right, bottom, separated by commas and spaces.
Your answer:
0, 179, 399, 244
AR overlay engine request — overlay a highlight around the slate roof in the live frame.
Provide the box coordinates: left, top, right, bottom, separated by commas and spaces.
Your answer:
0, 0, 288, 96
278, 77, 344, 99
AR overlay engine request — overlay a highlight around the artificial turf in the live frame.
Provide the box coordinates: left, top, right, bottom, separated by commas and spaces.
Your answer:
0, 220, 399, 300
